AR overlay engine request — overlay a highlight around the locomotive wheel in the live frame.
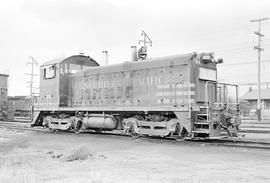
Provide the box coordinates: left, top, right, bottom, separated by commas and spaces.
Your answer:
123, 117, 138, 136
43, 116, 52, 128
130, 123, 139, 138
174, 123, 188, 141
175, 123, 181, 135
74, 120, 84, 134
174, 123, 183, 141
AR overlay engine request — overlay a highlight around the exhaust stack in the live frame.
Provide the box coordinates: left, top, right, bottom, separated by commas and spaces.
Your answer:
130, 46, 138, 61
102, 51, 108, 65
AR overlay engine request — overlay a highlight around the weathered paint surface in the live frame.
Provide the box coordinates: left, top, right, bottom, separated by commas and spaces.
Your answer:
36, 53, 219, 111
70, 63, 195, 107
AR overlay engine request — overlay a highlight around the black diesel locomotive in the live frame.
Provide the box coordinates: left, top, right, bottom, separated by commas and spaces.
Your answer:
32, 52, 240, 139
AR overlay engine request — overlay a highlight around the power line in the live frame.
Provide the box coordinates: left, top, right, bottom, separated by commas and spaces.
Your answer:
234, 82, 270, 86
198, 40, 270, 54
214, 46, 253, 53
210, 39, 270, 52
157, 25, 270, 46
219, 59, 270, 66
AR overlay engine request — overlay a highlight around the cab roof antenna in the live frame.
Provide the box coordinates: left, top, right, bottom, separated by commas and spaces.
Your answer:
138, 31, 152, 60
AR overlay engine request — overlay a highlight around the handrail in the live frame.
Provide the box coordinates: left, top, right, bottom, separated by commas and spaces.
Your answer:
217, 82, 238, 87
205, 81, 210, 122
205, 81, 240, 105
188, 82, 191, 118
205, 81, 240, 122
174, 82, 183, 106
205, 80, 218, 122
214, 102, 239, 105
175, 82, 191, 118
236, 85, 239, 104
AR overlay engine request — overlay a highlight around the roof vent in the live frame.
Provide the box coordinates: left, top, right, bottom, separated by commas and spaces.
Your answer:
130, 46, 138, 61
102, 51, 108, 65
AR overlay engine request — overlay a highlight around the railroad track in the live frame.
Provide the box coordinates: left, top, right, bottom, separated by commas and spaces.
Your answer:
1, 121, 270, 150
0, 121, 47, 132
240, 129, 270, 134
192, 139, 270, 150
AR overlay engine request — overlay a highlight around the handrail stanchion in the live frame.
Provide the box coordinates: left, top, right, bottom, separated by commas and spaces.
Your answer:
175, 82, 191, 118
188, 83, 191, 118
205, 81, 210, 122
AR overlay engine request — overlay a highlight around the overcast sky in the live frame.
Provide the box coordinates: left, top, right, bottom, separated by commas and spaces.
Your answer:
1, 0, 270, 96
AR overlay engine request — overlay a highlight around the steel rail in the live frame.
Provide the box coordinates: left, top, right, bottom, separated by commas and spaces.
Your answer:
1, 121, 270, 150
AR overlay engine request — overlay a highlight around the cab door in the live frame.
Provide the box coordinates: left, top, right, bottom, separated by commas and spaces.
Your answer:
206, 82, 216, 103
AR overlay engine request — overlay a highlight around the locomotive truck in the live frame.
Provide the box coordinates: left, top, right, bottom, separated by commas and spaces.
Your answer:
32, 51, 240, 139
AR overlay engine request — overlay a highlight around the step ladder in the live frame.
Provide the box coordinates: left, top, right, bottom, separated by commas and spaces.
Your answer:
192, 106, 210, 136
192, 106, 237, 137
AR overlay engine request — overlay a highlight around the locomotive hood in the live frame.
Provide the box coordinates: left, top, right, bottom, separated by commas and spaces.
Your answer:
72, 52, 197, 77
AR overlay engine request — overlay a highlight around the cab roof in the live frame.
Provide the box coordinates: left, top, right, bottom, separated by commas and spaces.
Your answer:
0, 73, 9, 77
41, 55, 99, 67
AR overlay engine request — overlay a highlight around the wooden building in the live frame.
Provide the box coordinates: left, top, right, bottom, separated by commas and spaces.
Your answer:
241, 87, 270, 117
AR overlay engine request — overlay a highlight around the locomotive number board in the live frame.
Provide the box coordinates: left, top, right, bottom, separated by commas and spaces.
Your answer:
199, 67, 217, 81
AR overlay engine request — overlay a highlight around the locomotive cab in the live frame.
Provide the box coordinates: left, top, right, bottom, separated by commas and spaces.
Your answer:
38, 55, 99, 108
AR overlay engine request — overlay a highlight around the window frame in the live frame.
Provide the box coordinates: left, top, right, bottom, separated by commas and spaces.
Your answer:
43, 65, 56, 79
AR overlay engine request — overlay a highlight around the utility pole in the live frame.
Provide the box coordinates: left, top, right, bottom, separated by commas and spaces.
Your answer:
250, 17, 269, 121
26, 56, 38, 121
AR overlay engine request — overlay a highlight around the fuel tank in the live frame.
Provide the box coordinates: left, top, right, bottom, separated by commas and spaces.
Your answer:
82, 114, 117, 130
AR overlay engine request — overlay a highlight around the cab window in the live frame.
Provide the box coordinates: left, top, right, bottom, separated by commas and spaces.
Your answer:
43, 65, 56, 79
69, 64, 82, 74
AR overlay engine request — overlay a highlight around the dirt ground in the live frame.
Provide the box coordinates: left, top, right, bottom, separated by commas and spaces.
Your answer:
0, 128, 270, 183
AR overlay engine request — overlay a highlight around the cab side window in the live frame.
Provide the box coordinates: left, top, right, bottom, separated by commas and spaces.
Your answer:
43, 65, 56, 79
